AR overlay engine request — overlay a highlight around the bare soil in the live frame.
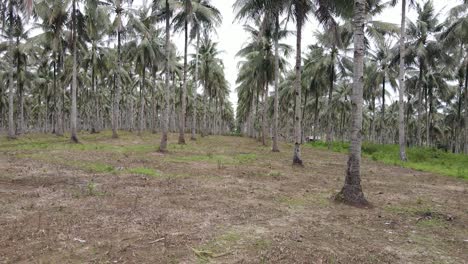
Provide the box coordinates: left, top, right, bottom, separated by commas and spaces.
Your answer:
0, 132, 467, 263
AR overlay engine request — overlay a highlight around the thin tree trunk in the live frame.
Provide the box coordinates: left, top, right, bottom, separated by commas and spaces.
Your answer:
8, 56, 15, 139
139, 65, 146, 135
336, 0, 368, 206
398, 0, 408, 160
56, 54, 64, 137
159, 0, 170, 152
381, 71, 386, 144
179, 18, 188, 144
70, 0, 79, 143
416, 62, 423, 146
191, 31, 200, 140
464, 56, 468, 154
292, 18, 303, 166
272, 14, 280, 152
152, 69, 157, 134
326, 49, 336, 149
262, 80, 268, 146
112, 13, 122, 139
313, 85, 319, 141
249, 93, 255, 138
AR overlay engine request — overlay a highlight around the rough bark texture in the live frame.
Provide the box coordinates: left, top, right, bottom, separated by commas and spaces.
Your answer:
56, 55, 64, 137
191, 31, 200, 141
159, 0, 170, 152
398, 0, 408, 161
70, 0, 79, 143
271, 14, 280, 152
326, 49, 335, 149
139, 66, 145, 136
112, 8, 122, 139
8, 63, 15, 139
262, 81, 268, 146
292, 16, 303, 166
336, 0, 368, 206
272, 14, 280, 152
464, 57, 468, 154
179, 19, 188, 144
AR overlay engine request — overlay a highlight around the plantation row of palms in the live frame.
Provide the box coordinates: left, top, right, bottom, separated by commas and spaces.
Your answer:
233, 0, 467, 204
0, 0, 234, 149
0, 0, 467, 205
235, 0, 468, 156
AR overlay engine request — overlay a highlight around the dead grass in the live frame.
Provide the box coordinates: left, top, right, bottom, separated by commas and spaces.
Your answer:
0, 132, 467, 263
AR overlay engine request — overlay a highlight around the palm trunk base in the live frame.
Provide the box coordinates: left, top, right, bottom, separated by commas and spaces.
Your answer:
71, 134, 79, 144
112, 130, 119, 139
272, 140, 280, 152
399, 150, 407, 162
335, 184, 369, 207
292, 143, 303, 166
159, 133, 168, 152
178, 134, 186, 145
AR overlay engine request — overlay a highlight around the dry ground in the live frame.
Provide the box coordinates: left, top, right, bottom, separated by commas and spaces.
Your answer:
0, 132, 467, 263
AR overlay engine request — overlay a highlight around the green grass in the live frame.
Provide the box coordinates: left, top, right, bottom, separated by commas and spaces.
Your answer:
307, 141, 468, 180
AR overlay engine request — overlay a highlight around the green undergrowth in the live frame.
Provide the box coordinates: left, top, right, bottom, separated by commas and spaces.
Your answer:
307, 141, 468, 180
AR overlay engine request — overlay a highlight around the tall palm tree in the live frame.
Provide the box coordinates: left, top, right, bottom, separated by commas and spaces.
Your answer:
391, 0, 416, 161
70, 0, 79, 143
173, 0, 221, 143
336, 0, 369, 206
289, 0, 312, 165
156, 0, 172, 152
440, 0, 468, 153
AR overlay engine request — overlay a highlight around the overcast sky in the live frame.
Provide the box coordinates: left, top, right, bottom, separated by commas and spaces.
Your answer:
138, 0, 460, 110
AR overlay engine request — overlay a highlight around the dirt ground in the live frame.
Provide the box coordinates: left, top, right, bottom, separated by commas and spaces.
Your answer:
0, 132, 467, 263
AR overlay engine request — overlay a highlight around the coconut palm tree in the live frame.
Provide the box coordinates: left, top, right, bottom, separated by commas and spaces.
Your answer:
70, 0, 79, 143
154, 0, 173, 152
391, 0, 416, 161
440, 0, 468, 153
172, 0, 221, 143
335, 0, 369, 206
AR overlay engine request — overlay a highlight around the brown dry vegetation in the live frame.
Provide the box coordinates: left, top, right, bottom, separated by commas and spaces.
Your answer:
0, 132, 467, 263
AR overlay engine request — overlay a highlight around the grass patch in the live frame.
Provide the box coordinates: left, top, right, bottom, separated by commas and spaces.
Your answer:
307, 141, 468, 179
194, 230, 243, 263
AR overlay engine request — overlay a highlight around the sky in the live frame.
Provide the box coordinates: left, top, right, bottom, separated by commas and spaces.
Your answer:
134, 0, 461, 110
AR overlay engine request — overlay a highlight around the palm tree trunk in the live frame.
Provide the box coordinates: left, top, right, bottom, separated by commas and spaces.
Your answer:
336, 0, 368, 206
70, 0, 79, 143
313, 85, 319, 141
201, 79, 207, 137
292, 16, 303, 166
381, 71, 386, 144
272, 14, 280, 152
8, 58, 15, 139
464, 57, 468, 154
262, 80, 268, 146
398, 0, 408, 160
159, 0, 170, 152
152, 69, 157, 134
191, 31, 200, 140
139, 66, 146, 135
179, 19, 188, 144
326, 49, 336, 149
56, 54, 64, 137
249, 93, 255, 138
15, 38, 22, 135
112, 18, 122, 139
416, 62, 423, 146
